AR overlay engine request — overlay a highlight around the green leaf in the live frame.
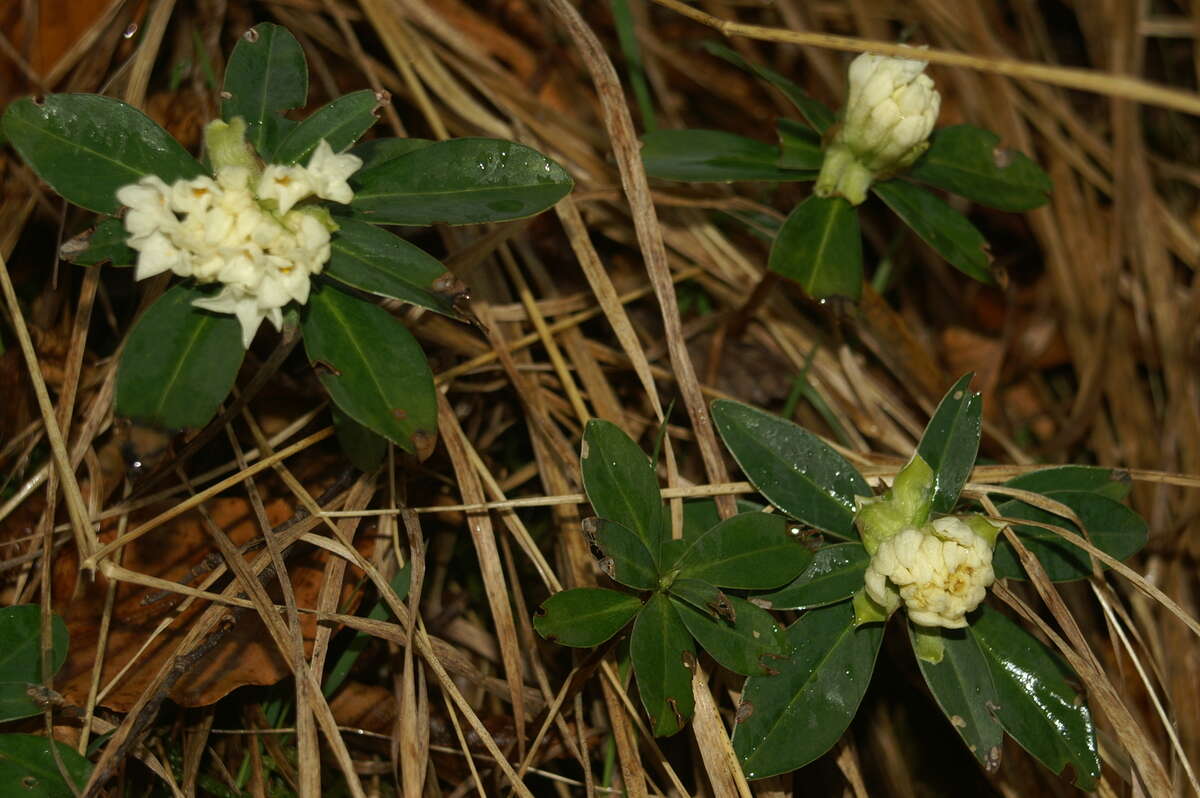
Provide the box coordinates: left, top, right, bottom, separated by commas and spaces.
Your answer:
668, 577, 733, 619
534, 588, 643, 648
350, 138, 573, 225
640, 130, 814, 182
733, 601, 884, 779
776, 118, 823, 171
350, 138, 434, 171
332, 405, 387, 473
581, 420, 665, 564
992, 491, 1148, 582
0, 734, 92, 798
271, 90, 382, 165
909, 124, 1052, 212
301, 283, 437, 456
910, 624, 1003, 771
675, 512, 814, 590
585, 519, 659, 591
1006, 466, 1131, 502
872, 180, 992, 283
969, 605, 1099, 789
768, 194, 863, 300
712, 399, 871, 540
703, 42, 835, 133
679, 498, 764, 546
754, 542, 869, 610
916, 373, 982, 513
0, 607, 68, 723
2, 94, 205, 214
630, 593, 695, 737
221, 22, 308, 159
60, 218, 133, 267
672, 595, 788, 677
326, 217, 457, 315
116, 284, 245, 430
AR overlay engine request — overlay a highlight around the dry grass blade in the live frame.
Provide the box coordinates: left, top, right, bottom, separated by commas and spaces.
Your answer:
651, 0, 1200, 115
3, 1, 1198, 794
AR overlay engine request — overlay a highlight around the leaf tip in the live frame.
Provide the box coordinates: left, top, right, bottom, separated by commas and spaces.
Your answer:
411, 428, 437, 461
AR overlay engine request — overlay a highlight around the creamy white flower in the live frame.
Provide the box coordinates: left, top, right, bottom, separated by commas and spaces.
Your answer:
116, 138, 352, 348
118, 175, 178, 243
132, 232, 186, 281
257, 164, 314, 215
864, 517, 994, 629
192, 284, 285, 348
815, 51, 941, 205
304, 139, 362, 205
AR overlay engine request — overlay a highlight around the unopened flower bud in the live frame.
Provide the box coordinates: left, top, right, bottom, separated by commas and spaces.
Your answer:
863, 516, 995, 630
816, 51, 941, 205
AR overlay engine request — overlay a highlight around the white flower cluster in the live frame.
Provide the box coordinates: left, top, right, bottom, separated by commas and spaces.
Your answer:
117, 140, 361, 347
841, 52, 940, 172
816, 51, 941, 205
864, 517, 995, 629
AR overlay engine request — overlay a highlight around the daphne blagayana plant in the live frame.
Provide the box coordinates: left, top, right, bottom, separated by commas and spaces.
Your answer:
640, 43, 1052, 300
533, 420, 815, 737
2, 22, 572, 464
706, 373, 1147, 785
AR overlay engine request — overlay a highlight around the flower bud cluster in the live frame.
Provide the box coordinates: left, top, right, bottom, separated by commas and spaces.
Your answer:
117, 138, 361, 347
863, 517, 995, 629
816, 51, 941, 205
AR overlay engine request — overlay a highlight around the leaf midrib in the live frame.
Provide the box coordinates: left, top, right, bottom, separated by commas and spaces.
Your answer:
329, 237, 443, 305
739, 619, 857, 765
315, 291, 399, 436
151, 307, 215, 425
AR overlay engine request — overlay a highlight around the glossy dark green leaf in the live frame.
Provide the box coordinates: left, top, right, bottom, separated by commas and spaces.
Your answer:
733, 601, 884, 779
630, 593, 695, 737
677, 497, 765, 547
271, 90, 382, 165
534, 588, 643, 648
332, 405, 386, 473
910, 624, 1003, 770
909, 124, 1051, 212
969, 605, 1099, 789
585, 519, 659, 591
768, 194, 863, 300
672, 595, 787, 677
116, 284, 245, 429
776, 118, 823, 171
326, 217, 456, 315
581, 420, 664, 564
221, 22, 308, 159
668, 578, 732, 619
640, 130, 813, 182
992, 491, 1148, 582
350, 138, 434, 171
1006, 466, 1131, 502
60, 218, 134, 267
872, 180, 992, 283
703, 42, 835, 133
302, 283, 436, 456
916, 373, 982, 513
0, 734, 92, 798
0, 607, 68, 723
754, 542, 869, 610
350, 138, 572, 225
675, 512, 814, 590
2, 94, 205, 214
712, 399, 870, 539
